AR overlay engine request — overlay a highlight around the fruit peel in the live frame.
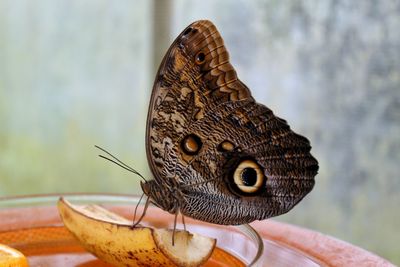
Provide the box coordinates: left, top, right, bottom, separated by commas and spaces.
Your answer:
58, 197, 216, 267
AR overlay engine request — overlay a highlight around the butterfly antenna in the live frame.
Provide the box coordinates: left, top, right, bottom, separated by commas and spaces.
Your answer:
95, 145, 147, 182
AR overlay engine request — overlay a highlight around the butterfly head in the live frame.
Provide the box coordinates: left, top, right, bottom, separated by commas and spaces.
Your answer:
140, 180, 179, 214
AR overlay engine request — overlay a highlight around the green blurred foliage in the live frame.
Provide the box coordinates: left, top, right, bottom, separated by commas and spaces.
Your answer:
0, 0, 151, 195
1, 0, 399, 264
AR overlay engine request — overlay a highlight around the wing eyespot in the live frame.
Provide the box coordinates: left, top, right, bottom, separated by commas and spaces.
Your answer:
217, 140, 235, 152
182, 27, 193, 36
195, 52, 206, 65
181, 134, 202, 155
232, 159, 265, 194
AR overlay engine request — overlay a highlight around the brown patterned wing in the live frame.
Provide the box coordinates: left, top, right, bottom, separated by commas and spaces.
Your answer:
146, 20, 253, 180
144, 20, 318, 224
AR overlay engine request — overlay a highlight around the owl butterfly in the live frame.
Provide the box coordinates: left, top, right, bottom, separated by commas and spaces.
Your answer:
142, 20, 318, 225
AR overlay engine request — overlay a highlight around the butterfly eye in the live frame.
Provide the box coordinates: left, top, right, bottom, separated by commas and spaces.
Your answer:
195, 52, 206, 65
233, 159, 264, 194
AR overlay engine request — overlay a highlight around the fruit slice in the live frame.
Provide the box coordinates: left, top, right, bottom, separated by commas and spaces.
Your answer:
0, 243, 29, 267
57, 198, 216, 267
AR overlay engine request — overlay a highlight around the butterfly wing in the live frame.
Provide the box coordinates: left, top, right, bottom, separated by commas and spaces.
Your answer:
146, 20, 253, 180
144, 20, 318, 224
174, 100, 318, 224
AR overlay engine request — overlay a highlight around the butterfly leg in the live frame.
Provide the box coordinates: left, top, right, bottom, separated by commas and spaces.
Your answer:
181, 212, 186, 231
131, 195, 150, 229
172, 209, 179, 246
132, 192, 145, 225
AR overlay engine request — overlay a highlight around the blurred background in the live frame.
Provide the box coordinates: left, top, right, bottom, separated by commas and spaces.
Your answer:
1, 0, 399, 264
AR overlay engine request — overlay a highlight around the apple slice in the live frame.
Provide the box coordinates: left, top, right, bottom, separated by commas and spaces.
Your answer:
57, 198, 216, 267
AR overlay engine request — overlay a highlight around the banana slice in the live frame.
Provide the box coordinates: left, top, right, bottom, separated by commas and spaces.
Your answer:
57, 198, 216, 267
0, 243, 29, 267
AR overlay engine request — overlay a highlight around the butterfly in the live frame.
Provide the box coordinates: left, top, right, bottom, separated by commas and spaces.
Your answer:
141, 20, 318, 225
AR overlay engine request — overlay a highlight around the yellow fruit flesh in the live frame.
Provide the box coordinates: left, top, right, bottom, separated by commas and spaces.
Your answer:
0, 244, 29, 267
